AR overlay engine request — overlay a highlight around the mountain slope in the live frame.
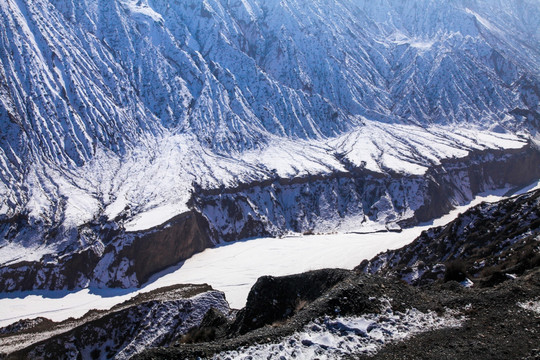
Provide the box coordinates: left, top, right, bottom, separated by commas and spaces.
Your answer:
1, 0, 539, 211
135, 189, 540, 359
1, 0, 540, 289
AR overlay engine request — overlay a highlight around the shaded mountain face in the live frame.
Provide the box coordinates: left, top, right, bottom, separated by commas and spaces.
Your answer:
1, 0, 540, 288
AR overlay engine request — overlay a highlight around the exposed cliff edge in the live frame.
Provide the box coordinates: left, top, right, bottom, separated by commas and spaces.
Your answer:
357, 185, 540, 288
0, 211, 213, 292
192, 143, 540, 239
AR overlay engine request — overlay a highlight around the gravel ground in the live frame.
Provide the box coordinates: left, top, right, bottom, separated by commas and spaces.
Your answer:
135, 266, 540, 360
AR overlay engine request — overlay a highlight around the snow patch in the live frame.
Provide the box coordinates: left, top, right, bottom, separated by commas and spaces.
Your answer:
519, 299, 540, 315
410, 41, 435, 50
0, 121, 529, 265
0, 243, 50, 266
465, 8, 502, 34
460, 278, 474, 288
124, 204, 185, 232
120, 0, 163, 22
217, 299, 464, 359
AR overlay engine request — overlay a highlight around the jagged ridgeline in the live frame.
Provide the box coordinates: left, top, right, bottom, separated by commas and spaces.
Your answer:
0, 0, 539, 291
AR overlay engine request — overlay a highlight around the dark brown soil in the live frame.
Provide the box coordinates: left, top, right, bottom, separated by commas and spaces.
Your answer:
358, 271, 540, 360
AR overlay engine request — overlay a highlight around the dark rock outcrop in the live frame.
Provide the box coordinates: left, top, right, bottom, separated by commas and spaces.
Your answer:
135, 269, 540, 360
135, 188, 540, 360
0, 211, 214, 292
232, 269, 351, 334
104, 211, 214, 287
7, 184, 540, 359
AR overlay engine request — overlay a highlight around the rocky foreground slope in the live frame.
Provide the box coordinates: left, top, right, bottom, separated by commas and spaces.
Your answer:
0, 284, 231, 359
358, 186, 540, 286
2, 189, 540, 359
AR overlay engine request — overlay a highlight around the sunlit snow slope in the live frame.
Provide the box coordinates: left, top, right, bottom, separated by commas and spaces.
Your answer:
0, 0, 539, 288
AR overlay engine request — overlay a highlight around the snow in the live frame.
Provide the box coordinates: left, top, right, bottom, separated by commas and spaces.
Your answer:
1, 121, 525, 249
147, 232, 418, 309
0, 0, 539, 330
410, 41, 434, 50
124, 203, 185, 232
216, 298, 464, 359
0, 290, 230, 357
512, 179, 540, 194
518, 299, 540, 315
120, 0, 163, 23
0, 242, 50, 266
328, 121, 525, 176
390, 32, 435, 51
0, 188, 522, 328
465, 8, 502, 34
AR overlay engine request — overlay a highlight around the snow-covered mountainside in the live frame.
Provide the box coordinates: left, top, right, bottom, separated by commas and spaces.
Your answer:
1, 0, 540, 289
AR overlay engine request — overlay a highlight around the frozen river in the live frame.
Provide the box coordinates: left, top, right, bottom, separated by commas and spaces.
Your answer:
0, 183, 538, 328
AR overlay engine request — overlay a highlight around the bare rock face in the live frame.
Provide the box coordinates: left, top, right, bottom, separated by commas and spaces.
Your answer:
135, 188, 540, 360
0, 247, 102, 292
136, 268, 540, 359
413, 144, 540, 223
0, 317, 53, 336
194, 145, 540, 240
101, 211, 214, 287
0, 211, 214, 292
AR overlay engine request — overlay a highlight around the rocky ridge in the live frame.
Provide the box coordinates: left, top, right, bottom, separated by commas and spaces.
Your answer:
0, 284, 231, 360
135, 189, 540, 359
358, 186, 540, 287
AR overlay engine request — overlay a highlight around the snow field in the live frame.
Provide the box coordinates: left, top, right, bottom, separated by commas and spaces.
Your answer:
518, 299, 540, 315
